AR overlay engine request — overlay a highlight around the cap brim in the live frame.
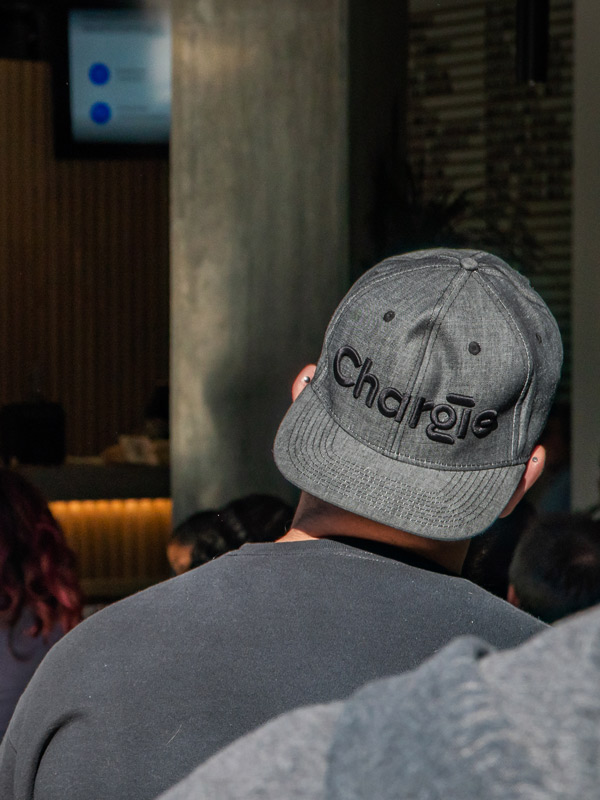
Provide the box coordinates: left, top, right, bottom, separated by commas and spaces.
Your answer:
274, 386, 526, 541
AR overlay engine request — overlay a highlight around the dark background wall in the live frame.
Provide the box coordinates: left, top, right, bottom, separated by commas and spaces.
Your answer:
0, 0, 574, 472
406, 0, 572, 399
0, 57, 169, 455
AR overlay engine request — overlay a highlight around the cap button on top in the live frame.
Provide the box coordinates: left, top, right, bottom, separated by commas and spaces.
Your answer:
460, 257, 478, 271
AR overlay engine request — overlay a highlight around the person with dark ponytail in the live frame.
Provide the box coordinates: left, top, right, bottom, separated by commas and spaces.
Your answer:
0, 469, 83, 739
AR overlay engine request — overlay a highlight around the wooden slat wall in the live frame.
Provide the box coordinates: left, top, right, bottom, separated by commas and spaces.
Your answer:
51, 498, 172, 600
0, 59, 169, 455
408, 0, 572, 399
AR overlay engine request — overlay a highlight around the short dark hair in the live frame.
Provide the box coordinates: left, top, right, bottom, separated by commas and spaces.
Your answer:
171, 495, 293, 570
217, 494, 293, 547
170, 510, 227, 569
462, 500, 536, 599
509, 513, 600, 623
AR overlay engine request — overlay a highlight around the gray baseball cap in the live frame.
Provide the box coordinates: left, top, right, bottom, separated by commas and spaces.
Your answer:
274, 248, 563, 540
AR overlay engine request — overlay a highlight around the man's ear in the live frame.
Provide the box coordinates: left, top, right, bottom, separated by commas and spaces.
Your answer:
291, 364, 317, 401
499, 444, 546, 518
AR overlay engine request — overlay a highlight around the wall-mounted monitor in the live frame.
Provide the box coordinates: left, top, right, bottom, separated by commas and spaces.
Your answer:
52, 2, 170, 158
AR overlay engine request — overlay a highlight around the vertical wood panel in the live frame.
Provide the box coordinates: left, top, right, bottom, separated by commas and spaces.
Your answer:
0, 59, 169, 455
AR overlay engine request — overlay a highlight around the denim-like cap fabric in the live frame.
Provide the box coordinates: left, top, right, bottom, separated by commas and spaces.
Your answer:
274, 249, 563, 540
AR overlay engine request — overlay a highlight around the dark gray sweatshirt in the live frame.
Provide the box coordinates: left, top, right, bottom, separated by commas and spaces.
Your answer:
0, 538, 544, 800
158, 604, 600, 800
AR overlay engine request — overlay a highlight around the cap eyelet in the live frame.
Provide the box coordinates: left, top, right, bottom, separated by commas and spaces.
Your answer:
383, 311, 395, 322
468, 341, 481, 355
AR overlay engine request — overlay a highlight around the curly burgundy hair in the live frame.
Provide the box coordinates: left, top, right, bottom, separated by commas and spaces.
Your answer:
0, 469, 83, 639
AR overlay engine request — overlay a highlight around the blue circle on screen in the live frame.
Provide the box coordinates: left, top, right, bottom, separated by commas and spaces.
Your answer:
89, 63, 110, 85
90, 102, 112, 125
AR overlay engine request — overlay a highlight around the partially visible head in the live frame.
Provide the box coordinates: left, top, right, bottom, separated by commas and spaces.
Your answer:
508, 513, 600, 623
169, 495, 293, 575
144, 384, 169, 440
462, 499, 537, 597
168, 510, 224, 575
219, 494, 293, 546
275, 249, 562, 541
0, 469, 83, 638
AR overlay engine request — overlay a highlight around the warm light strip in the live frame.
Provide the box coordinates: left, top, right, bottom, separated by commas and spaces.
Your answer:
50, 498, 173, 583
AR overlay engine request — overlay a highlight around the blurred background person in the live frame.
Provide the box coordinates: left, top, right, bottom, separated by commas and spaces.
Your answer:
507, 513, 600, 623
167, 494, 293, 575
462, 500, 537, 600
0, 470, 83, 739
167, 509, 221, 576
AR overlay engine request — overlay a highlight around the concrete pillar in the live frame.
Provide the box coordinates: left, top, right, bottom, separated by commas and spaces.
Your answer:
571, 0, 600, 509
171, 0, 349, 522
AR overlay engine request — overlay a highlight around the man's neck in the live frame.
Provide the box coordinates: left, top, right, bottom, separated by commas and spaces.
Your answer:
277, 494, 469, 575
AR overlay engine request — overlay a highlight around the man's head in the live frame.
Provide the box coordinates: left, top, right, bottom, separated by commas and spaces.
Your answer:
275, 249, 562, 541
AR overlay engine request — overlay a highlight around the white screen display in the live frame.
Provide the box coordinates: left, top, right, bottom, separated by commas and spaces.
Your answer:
68, 8, 171, 144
